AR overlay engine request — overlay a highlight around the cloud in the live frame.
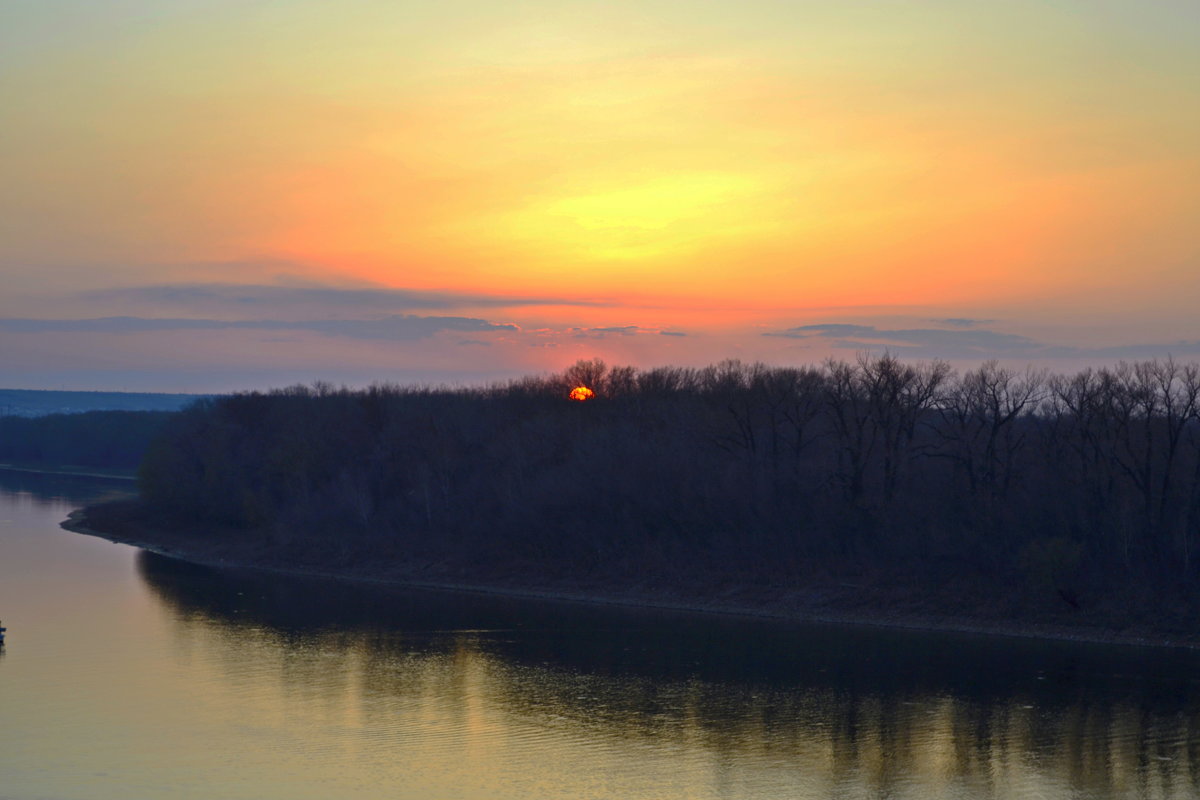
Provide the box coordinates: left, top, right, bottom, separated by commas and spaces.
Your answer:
86, 283, 610, 314
1039, 341, 1200, 359
590, 325, 641, 336
929, 318, 994, 328
570, 325, 684, 339
0, 315, 516, 341
765, 323, 1041, 358
764, 322, 1200, 361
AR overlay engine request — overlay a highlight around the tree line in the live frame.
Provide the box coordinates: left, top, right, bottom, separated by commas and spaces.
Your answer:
0, 410, 173, 472
136, 357, 1200, 609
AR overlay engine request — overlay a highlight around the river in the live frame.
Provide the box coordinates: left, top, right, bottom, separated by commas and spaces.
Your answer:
1, 470, 1198, 799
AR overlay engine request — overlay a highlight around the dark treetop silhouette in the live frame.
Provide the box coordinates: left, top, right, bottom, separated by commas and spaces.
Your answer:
75, 356, 1200, 642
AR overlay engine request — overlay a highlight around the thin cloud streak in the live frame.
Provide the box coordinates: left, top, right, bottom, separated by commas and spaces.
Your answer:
766, 323, 1200, 361
766, 323, 1038, 354
929, 318, 995, 328
0, 315, 516, 341
570, 324, 688, 339
87, 283, 614, 313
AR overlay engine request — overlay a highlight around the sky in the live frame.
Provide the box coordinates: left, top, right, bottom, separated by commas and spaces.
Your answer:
2, 0, 1197, 391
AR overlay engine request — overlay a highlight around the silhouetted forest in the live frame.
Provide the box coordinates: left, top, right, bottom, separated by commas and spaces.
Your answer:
0, 410, 173, 472
134, 357, 1200, 620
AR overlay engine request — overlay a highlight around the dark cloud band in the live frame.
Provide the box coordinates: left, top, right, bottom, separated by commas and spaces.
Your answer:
86, 283, 611, 312
0, 315, 516, 341
765, 323, 1200, 360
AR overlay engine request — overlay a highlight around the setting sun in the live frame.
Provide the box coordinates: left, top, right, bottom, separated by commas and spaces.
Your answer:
569, 386, 596, 402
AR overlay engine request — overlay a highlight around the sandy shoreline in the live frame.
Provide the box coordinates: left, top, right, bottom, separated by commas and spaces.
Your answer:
59, 504, 1199, 651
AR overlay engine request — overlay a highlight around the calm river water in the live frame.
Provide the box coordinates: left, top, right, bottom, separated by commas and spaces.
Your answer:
1, 470, 1199, 799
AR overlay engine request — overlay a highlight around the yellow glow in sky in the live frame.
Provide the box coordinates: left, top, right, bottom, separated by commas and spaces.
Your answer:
1, 0, 1198, 388
503, 172, 773, 261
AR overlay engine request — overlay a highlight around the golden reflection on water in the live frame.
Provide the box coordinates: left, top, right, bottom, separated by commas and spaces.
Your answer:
141, 553, 1200, 800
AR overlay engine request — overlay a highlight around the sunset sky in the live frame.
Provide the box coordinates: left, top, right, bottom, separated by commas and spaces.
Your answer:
2, 1, 1197, 391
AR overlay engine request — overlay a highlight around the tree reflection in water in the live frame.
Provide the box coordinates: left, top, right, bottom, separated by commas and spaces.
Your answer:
139, 551, 1200, 800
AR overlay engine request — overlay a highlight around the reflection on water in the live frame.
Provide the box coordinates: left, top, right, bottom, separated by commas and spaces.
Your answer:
1, 470, 1198, 799
138, 552, 1200, 799
0, 467, 134, 509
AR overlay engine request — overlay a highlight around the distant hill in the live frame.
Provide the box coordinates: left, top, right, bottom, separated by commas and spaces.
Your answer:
0, 388, 207, 418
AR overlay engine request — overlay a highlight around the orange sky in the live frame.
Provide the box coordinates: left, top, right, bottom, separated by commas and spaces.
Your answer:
1, 1, 1197, 389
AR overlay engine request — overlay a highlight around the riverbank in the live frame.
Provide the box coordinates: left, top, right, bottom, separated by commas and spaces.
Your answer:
62, 500, 1200, 650
0, 463, 137, 481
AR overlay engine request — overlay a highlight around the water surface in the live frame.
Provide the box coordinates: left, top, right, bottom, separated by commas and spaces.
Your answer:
1, 470, 1197, 799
